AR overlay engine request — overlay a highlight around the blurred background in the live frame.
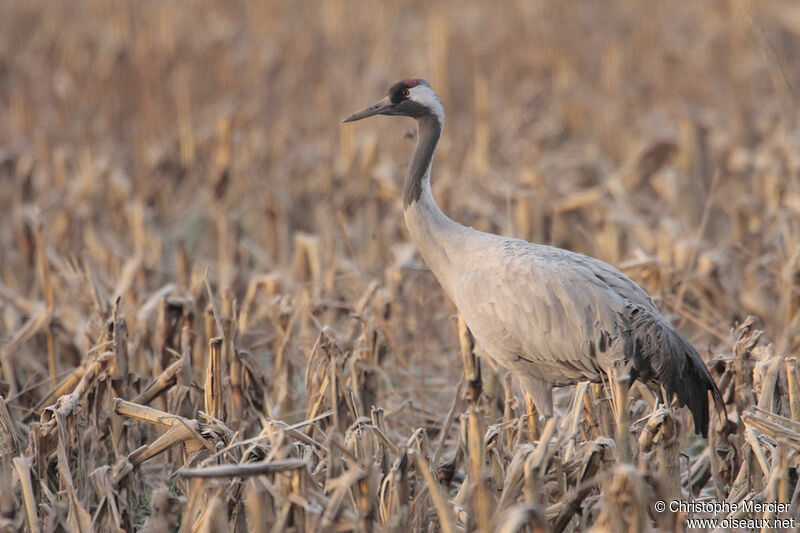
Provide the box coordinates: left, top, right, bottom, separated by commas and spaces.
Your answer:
1, 0, 800, 528
3, 0, 799, 347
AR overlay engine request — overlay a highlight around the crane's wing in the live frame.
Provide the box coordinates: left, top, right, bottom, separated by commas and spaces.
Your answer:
455, 240, 724, 436
455, 241, 637, 384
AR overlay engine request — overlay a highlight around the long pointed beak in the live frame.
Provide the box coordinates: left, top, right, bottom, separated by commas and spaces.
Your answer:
342, 96, 393, 123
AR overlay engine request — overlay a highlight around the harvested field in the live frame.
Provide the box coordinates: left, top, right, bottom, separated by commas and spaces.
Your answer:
1, 0, 800, 531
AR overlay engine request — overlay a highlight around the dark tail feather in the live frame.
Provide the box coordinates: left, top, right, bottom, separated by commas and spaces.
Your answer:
626, 306, 726, 438
678, 349, 726, 437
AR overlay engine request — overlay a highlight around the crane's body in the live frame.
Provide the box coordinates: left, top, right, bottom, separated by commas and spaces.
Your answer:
344, 79, 725, 437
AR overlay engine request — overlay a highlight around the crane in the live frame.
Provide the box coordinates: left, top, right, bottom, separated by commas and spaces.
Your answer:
343, 78, 725, 437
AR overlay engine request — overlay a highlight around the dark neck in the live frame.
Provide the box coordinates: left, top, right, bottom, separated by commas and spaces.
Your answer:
403, 115, 441, 209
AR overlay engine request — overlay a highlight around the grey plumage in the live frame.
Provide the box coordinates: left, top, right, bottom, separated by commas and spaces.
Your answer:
344, 79, 725, 437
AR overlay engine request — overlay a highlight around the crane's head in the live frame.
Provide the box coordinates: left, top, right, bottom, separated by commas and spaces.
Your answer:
343, 79, 444, 125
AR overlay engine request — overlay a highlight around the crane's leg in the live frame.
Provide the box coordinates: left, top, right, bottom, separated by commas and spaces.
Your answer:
518, 375, 553, 417
518, 375, 553, 441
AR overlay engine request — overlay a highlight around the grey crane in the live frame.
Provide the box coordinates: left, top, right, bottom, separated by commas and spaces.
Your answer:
344, 79, 725, 437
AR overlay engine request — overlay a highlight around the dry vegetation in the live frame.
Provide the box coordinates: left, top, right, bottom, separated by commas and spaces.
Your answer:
2, 0, 800, 531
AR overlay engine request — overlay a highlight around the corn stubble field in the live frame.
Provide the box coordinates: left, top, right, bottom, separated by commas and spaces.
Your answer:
2, 0, 800, 531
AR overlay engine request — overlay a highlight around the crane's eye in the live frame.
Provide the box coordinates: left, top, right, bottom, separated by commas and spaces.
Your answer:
402, 89, 410, 98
